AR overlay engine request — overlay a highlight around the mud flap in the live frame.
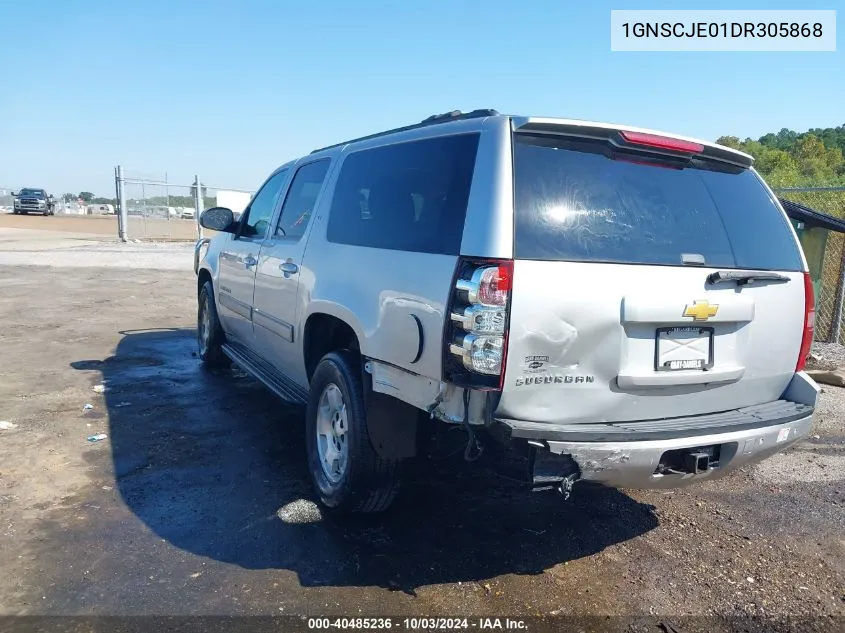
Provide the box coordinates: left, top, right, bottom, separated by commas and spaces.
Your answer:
365, 391, 418, 460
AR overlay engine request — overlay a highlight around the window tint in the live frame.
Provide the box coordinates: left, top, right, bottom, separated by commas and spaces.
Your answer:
240, 169, 288, 239
513, 135, 803, 271
327, 134, 480, 255
275, 160, 330, 239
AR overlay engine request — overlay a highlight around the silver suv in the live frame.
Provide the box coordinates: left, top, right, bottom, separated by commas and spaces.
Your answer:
194, 109, 819, 514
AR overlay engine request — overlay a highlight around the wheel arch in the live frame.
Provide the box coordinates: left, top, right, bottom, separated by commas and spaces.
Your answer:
303, 306, 365, 382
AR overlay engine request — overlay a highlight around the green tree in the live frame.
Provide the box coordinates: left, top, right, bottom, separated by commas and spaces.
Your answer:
715, 135, 743, 150
62, 193, 75, 203
78, 192, 94, 202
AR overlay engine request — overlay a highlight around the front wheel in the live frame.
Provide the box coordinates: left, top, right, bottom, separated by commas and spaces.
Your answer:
306, 351, 401, 514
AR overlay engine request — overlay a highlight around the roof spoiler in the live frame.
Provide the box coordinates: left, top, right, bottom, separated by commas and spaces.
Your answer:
512, 118, 754, 169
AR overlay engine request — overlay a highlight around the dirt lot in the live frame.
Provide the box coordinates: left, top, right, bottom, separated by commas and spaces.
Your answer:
0, 210, 202, 240
0, 230, 842, 632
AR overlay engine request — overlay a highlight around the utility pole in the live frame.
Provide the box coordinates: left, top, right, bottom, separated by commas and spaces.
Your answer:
194, 175, 203, 239
117, 165, 128, 242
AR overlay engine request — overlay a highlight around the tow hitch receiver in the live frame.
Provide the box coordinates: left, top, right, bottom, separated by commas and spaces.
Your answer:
685, 452, 711, 474
656, 445, 721, 476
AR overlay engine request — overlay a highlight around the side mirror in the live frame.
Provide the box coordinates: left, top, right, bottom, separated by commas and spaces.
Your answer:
199, 206, 236, 232
10, 191, 17, 197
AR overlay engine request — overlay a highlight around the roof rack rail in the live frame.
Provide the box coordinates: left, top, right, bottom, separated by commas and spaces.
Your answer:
310, 109, 499, 154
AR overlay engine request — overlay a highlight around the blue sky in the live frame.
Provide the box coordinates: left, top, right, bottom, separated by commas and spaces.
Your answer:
1, 0, 842, 196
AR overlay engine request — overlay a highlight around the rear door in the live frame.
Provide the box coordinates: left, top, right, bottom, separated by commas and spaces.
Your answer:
216, 168, 289, 346
252, 159, 331, 381
499, 128, 807, 425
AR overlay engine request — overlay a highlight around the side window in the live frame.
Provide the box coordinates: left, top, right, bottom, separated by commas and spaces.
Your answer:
326, 134, 480, 255
240, 169, 289, 239
275, 159, 331, 239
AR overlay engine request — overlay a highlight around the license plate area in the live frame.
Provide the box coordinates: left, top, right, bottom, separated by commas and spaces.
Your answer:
655, 326, 714, 372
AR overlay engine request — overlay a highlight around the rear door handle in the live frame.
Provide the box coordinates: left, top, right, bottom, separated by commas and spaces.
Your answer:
279, 261, 299, 275
243, 255, 258, 268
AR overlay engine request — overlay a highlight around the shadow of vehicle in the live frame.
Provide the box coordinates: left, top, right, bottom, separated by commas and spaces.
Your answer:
71, 328, 658, 591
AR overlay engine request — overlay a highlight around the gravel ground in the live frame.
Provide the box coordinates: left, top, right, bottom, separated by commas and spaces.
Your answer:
0, 233, 841, 632
0, 209, 203, 240
809, 342, 845, 371
0, 227, 193, 269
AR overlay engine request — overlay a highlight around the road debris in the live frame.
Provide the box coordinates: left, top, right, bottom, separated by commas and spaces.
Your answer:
0, 421, 18, 430
83, 404, 94, 411
92, 384, 107, 394
87, 434, 108, 443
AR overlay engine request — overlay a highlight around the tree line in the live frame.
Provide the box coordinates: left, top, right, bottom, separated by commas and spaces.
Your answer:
61, 192, 216, 208
717, 124, 845, 188
717, 124, 845, 218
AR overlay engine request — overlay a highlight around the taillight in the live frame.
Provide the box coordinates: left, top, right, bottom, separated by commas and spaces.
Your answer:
444, 258, 513, 390
796, 272, 815, 372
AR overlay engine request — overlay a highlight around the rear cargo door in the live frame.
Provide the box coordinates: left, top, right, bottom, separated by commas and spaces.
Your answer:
499, 129, 807, 425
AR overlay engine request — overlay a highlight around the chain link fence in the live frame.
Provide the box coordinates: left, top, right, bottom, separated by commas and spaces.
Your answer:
115, 168, 253, 241
775, 186, 845, 344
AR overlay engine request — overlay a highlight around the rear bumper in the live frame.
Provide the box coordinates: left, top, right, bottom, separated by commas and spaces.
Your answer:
493, 373, 820, 490
549, 413, 812, 489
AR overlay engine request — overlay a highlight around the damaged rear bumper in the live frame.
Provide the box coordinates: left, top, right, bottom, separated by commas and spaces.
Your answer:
493, 373, 819, 490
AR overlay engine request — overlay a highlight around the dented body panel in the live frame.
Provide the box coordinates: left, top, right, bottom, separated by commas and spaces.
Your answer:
546, 412, 814, 489
499, 261, 806, 425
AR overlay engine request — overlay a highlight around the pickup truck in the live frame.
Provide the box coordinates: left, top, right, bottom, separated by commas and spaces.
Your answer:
13, 188, 55, 215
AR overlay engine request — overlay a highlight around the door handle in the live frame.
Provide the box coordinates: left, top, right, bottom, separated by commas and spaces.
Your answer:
279, 261, 299, 275
244, 255, 258, 268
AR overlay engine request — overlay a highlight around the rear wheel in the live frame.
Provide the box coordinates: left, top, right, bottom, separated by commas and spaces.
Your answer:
197, 280, 229, 368
306, 351, 401, 514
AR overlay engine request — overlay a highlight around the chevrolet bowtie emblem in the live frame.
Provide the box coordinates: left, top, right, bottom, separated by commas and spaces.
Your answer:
683, 301, 719, 321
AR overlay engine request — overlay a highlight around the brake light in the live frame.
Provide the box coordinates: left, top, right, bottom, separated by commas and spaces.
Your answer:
444, 258, 513, 390
796, 272, 815, 372
619, 130, 704, 154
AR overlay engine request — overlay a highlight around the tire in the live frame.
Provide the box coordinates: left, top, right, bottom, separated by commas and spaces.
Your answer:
306, 351, 401, 514
197, 280, 229, 368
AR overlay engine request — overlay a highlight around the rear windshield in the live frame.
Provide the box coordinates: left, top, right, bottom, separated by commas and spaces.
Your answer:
513, 134, 803, 271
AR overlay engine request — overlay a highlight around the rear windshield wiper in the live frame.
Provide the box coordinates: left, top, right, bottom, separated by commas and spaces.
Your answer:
707, 270, 790, 286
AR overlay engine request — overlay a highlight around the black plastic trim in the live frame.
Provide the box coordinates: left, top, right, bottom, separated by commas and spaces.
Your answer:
495, 400, 813, 443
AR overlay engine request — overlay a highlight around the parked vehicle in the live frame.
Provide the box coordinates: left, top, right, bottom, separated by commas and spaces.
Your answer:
88, 203, 115, 215
194, 109, 819, 514
181, 208, 196, 220
12, 188, 55, 215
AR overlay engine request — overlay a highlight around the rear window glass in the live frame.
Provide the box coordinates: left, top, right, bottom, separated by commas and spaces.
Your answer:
327, 134, 480, 255
513, 134, 803, 271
